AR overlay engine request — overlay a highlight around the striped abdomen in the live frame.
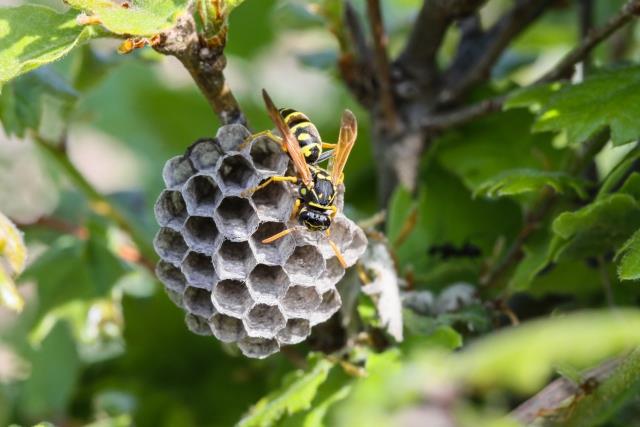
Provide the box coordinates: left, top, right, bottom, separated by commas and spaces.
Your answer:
279, 108, 322, 163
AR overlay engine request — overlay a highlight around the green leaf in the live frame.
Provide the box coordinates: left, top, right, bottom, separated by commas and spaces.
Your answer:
437, 109, 561, 191
616, 229, 640, 281
19, 322, 80, 418
386, 186, 415, 246
0, 5, 97, 89
508, 230, 552, 291
0, 68, 78, 142
237, 356, 334, 427
474, 169, 587, 199
0, 211, 26, 312
551, 194, 640, 260
504, 82, 562, 112
65, 0, 189, 36
509, 67, 640, 146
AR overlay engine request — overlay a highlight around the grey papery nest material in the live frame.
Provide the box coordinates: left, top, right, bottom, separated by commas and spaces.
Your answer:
153, 124, 367, 358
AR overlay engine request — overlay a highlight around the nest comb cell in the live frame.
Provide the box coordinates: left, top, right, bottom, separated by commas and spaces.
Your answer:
153, 125, 367, 358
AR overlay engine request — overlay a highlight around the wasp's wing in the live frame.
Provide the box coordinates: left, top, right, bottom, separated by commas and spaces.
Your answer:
330, 110, 357, 185
262, 89, 312, 186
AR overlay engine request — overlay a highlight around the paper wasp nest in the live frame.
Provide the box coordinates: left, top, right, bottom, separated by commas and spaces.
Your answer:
153, 125, 367, 358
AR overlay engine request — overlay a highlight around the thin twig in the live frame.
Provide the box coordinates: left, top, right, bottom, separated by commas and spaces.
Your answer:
34, 138, 157, 273
421, 95, 505, 131
366, 0, 398, 129
538, 0, 640, 83
154, 12, 246, 126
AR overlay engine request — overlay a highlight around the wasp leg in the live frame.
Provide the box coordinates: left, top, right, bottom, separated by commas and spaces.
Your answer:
262, 227, 294, 244
321, 142, 337, 149
240, 130, 285, 151
290, 199, 301, 221
241, 175, 298, 197
326, 228, 347, 268
327, 205, 338, 220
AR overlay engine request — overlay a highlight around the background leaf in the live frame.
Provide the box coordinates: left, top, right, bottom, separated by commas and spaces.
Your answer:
617, 229, 640, 281
474, 169, 587, 199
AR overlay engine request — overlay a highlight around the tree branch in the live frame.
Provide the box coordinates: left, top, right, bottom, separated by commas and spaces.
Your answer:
442, 0, 553, 103
538, 0, 640, 83
340, 2, 376, 107
425, 0, 640, 133
395, 0, 486, 97
510, 357, 622, 424
366, 0, 398, 130
154, 11, 246, 126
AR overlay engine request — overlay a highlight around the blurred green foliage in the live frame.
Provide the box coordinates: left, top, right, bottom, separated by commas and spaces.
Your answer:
2, 0, 640, 426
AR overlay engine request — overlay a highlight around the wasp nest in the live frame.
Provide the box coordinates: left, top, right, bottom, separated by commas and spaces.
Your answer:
153, 125, 367, 358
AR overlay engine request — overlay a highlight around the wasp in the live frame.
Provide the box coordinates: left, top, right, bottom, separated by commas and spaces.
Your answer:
243, 90, 357, 268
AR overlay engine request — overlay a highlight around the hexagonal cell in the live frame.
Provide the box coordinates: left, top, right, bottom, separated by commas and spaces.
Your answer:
154, 190, 187, 229
184, 286, 215, 318
212, 279, 253, 317
162, 155, 195, 189
215, 197, 260, 240
156, 260, 187, 293
344, 225, 368, 266
250, 221, 295, 265
237, 336, 280, 359
215, 240, 254, 279
210, 313, 245, 343
282, 285, 322, 316
277, 318, 311, 345
311, 289, 342, 325
250, 136, 288, 174
154, 227, 188, 265
165, 288, 184, 308
217, 155, 258, 194
188, 138, 223, 171
284, 245, 325, 285
216, 124, 252, 152
183, 174, 220, 216
183, 216, 219, 252
185, 313, 212, 336
316, 257, 346, 293
244, 303, 286, 338
247, 264, 288, 303
251, 181, 292, 221
181, 251, 217, 290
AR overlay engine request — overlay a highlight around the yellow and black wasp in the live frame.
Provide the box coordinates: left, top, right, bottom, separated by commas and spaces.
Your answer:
244, 90, 358, 268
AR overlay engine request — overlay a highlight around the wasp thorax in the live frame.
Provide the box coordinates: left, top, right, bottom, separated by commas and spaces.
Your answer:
153, 125, 367, 358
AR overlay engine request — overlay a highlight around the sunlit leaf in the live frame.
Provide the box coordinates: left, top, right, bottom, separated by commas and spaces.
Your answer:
0, 5, 97, 89
454, 309, 640, 393
507, 67, 640, 146
0, 211, 26, 312
238, 356, 334, 427
0, 211, 26, 275
65, 0, 189, 36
